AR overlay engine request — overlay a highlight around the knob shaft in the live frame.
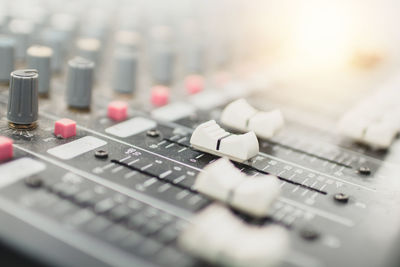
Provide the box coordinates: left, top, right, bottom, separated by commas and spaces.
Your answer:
66, 57, 94, 109
7, 69, 39, 129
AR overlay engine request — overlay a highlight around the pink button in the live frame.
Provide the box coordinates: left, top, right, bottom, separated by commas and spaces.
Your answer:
108, 101, 128, 121
151, 85, 169, 107
54, 118, 77, 139
185, 75, 204, 94
0, 136, 13, 161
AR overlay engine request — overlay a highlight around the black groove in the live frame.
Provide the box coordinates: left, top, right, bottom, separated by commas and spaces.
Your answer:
240, 164, 328, 195
163, 137, 328, 195
263, 139, 352, 169
111, 159, 198, 194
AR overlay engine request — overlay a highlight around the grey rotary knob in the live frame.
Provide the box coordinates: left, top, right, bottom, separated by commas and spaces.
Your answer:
150, 43, 175, 84
7, 69, 39, 129
184, 42, 205, 74
76, 38, 101, 66
115, 30, 141, 51
27, 45, 53, 96
66, 57, 94, 109
0, 36, 15, 82
113, 50, 138, 94
149, 25, 175, 84
8, 19, 34, 60
41, 28, 67, 73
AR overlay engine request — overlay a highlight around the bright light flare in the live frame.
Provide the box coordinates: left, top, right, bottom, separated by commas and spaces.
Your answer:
292, 2, 353, 70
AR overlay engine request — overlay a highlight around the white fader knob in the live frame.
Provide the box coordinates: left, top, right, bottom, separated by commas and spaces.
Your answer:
230, 176, 281, 217
221, 98, 284, 139
194, 158, 280, 217
190, 120, 259, 162
337, 85, 400, 149
178, 204, 289, 267
223, 222, 289, 267
179, 204, 242, 262
194, 158, 244, 202
363, 121, 398, 149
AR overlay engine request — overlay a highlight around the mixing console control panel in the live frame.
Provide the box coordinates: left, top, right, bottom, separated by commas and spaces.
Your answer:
0, 1, 399, 267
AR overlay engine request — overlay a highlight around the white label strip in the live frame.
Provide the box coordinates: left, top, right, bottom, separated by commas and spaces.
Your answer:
0, 158, 46, 188
189, 91, 227, 110
105, 117, 156, 138
47, 136, 107, 160
151, 102, 196, 122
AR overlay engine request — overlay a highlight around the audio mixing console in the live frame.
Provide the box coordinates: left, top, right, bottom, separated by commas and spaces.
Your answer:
0, 1, 399, 267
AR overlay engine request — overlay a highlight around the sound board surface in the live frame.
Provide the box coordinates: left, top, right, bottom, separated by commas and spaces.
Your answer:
0, 1, 399, 267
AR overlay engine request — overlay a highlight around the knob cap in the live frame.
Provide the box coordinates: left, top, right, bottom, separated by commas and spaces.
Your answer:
66, 57, 94, 109
7, 69, 39, 128
27, 45, 53, 96
0, 36, 15, 82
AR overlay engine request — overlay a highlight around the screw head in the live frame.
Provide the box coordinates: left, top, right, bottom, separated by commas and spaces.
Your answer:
25, 176, 43, 188
334, 193, 349, 203
146, 129, 160, 138
358, 166, 371, 175
95, 149, 108, 159
300, 228, 320, 241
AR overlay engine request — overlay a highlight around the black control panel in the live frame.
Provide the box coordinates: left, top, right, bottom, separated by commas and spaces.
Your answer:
0, 1, 399, 267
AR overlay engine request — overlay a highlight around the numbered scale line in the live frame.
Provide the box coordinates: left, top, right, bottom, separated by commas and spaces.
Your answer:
263, 139, 353, 169
240, 164, 328, 195
111, 159, 199, 194
163, 138, 328, 195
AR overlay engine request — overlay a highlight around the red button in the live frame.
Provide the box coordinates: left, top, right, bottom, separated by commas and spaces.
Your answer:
185, 75, 204, 95
108, 101, 128, 121
54, 118, 77, 138
151, 85, 169, 107
0, 136, 13, 161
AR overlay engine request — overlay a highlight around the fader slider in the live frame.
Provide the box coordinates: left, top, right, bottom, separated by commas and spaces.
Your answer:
221, 98, 284, 139
190, 120, 259, 162
194, 158, 280, 217
178, 204, 289, 267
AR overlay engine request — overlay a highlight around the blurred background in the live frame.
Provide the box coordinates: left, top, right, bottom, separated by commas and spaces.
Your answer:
0, 0, 399, 117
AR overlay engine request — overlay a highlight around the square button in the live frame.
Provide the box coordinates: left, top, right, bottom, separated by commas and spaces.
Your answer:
185, 75, 204, 95
0, 136, 13, 161
107, 101, 128, 121
54, 118, 77, 139
151, 86, 169, 107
